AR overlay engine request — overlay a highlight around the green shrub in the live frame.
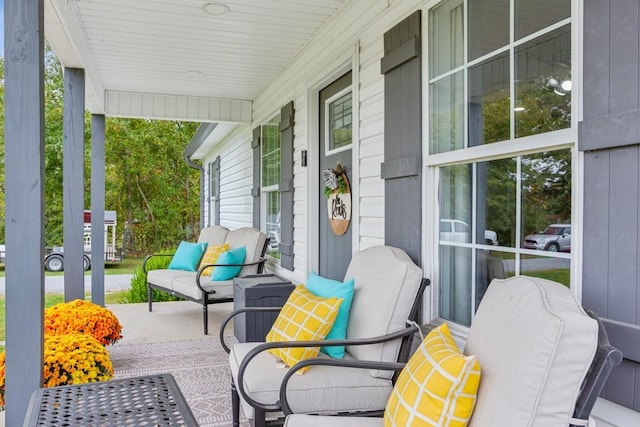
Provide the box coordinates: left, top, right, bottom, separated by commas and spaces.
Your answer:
122, 255, 182, 304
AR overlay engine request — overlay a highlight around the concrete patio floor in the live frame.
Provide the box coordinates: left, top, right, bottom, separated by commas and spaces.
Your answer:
107, 300, 235, 343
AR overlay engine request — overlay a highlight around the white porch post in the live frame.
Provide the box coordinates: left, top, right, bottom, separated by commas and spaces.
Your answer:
4, 0, 46, 424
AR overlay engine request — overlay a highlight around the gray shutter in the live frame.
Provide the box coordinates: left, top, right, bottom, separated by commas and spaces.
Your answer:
579, 0, 640, 411
208, 161, 214, 226
279, 101, 295, 270
213, 156, 221, 225
252, 127, 261, 229
380, 10, 422, 266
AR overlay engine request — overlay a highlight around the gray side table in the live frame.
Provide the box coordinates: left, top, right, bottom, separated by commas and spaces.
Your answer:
233, 274, 294, 342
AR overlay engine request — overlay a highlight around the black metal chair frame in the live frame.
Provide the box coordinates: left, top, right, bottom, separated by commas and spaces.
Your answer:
275, 309, 622, 426
219, 278, 429, 427
144, 237, 270, 335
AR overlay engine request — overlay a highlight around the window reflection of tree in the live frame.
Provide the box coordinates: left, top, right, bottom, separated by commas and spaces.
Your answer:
521, 150, 571, 238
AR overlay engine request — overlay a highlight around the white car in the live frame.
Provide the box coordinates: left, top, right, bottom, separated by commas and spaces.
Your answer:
440, 219, 498, 245
523, 224, 571, 252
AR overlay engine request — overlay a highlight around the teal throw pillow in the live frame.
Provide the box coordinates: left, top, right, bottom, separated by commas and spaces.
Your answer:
211, 246, 247, 281
168, 241, 208, 271
305, 272, 355, 359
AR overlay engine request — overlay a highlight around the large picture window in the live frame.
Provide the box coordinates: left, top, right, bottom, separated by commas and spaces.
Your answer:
261, 113, 281, 259
429, 0, 573, 327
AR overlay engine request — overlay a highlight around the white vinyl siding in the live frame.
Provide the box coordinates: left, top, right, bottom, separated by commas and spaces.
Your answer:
203, 0, 425, 281
204, 126, 254, 230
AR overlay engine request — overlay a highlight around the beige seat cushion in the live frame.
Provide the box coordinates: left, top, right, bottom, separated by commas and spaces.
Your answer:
284, 414, 380, 427
344, 246, 423, 379
465, 276, 598, 427
197, 225, 229, 245
225, 227, 267, 277
171, 276, 234, 300
229, 342, 393, 419
146, 269, 194, 290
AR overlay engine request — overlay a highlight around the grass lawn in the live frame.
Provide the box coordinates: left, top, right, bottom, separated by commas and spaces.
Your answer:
0, 257, 143, 277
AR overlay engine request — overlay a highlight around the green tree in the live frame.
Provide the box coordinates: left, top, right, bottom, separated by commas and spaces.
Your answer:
1, 48, 201, 253
105, 118, 200, 254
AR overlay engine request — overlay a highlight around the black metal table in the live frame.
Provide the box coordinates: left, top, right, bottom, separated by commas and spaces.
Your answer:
24, 373, 198, 426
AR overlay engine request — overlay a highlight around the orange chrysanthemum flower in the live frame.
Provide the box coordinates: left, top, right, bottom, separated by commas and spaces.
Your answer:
0, 334, 113, 408
44, 299, 122, 345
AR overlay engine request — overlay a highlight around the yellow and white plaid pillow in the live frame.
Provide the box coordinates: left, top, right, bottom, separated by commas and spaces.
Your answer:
266, 285, 342, 374
198, 243, 229, 276
384, 323, 481, 427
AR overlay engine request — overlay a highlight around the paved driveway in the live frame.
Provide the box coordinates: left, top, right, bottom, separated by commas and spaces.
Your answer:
0, 274, 133, 295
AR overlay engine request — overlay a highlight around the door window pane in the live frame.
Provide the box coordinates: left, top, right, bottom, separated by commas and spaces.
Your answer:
468, 52, 510, 145
468, 0, 509, 61
515, 0, 571, 40
327, 91, 352, 151
430, 0, 464, 76
430, 71, 464, 154
515, 25, 571, 138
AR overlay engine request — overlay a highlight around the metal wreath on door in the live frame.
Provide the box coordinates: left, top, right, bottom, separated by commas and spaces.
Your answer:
322, 161, 351, 236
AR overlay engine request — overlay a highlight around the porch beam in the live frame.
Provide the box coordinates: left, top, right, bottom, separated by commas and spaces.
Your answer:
91, 114, 106, 306
44, 0, 104, 112
63, 68, 86, 301
4, 0, 46, 424
104, 91, 252, 123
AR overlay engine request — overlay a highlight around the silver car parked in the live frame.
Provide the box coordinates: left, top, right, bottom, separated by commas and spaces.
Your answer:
523, 224, 571, 252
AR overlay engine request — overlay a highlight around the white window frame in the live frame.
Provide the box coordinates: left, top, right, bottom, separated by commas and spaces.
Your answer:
324, 85, 354, 157
260, 113, 282, 262
422, 0, 581, 335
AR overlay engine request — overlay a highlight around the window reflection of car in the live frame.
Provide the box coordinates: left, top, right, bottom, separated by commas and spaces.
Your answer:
439, 219, 498, 245
523, 224, 571, 252
266, 213, 280, 251
267, 230, 280, 251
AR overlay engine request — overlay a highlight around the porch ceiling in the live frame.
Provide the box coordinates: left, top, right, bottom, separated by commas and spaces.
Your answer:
44, 0, 349, 122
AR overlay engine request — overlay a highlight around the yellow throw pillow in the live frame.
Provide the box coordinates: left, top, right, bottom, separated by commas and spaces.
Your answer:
266, 285, 342, 374
198, 243, 229, 276
384, 323, 481, 427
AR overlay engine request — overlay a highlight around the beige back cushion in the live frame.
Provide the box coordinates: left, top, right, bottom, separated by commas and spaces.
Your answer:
344, 246, 423, 379
225, 227, 267, 277
465, 276, 598, 427
198, 226, 229, 246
